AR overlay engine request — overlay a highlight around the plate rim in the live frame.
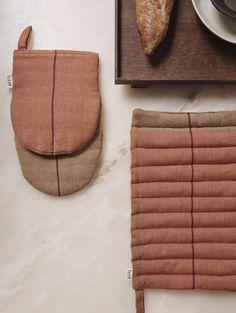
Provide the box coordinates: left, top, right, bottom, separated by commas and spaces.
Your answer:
192, 0, 236, 44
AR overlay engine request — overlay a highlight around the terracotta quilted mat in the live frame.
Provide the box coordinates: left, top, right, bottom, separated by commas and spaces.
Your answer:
131, 109, 236, 313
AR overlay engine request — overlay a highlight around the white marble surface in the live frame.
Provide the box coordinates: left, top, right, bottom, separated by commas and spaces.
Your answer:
1, 1, 236, 313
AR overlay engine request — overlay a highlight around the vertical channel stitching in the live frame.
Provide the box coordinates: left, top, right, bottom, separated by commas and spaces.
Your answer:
51, 50, 57, 155
51, 51, 61, 196
187, 113, 195, 289
55, 156, 61, 197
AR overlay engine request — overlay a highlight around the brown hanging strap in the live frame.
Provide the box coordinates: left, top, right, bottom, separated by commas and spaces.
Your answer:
136, 290, 145, 313
18, 26, 32, 50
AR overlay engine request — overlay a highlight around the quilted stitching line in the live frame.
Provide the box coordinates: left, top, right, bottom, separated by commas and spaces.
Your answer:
188, 113, 195, 289
51, 50, 57, 155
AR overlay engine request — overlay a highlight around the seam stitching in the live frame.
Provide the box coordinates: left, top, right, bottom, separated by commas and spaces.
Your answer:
51, 51, 60, 196
188, 113, 195, 289
55, 156, 61, 197
51, 50, 57, 155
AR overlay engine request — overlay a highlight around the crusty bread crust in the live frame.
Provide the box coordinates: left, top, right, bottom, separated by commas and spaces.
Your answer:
136, 0, 174, 55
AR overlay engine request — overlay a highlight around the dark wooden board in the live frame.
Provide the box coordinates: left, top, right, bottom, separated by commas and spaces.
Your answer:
115, 0, 236, 85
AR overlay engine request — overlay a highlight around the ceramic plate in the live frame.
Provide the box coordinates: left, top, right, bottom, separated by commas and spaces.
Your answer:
212, 0, 236, 20
192, 0, 236, 44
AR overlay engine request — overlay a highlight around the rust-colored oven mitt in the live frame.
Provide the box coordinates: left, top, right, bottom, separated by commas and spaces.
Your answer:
11, 26, 102, 196
131, 109, 236, 313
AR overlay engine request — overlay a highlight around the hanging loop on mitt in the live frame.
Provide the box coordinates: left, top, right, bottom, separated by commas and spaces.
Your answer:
18, 25, 32, 50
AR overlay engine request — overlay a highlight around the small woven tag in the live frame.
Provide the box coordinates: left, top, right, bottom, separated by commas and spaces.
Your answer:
126, 267, 133, 281
7, 75, 13, 88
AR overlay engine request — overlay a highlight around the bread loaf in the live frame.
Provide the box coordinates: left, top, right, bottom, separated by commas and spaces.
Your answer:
136, 0, 174, 55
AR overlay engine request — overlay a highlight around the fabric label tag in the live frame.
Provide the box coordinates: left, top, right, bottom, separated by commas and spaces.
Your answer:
126, 267, 133, 281
7, 74, 13, 88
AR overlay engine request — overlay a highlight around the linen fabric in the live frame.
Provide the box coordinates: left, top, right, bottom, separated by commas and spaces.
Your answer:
11, 26, 102, 196
15, 125, 102, 196
131, 109, 236, 313
11, 27, 100, 155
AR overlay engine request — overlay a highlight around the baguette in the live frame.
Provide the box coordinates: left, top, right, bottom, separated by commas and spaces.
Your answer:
136, 0, 174, 55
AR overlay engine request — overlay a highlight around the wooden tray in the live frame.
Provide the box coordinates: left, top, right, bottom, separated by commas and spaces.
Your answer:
115, 0, 236, 86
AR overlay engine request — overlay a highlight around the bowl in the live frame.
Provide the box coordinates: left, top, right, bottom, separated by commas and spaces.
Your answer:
211, 0, 236, 19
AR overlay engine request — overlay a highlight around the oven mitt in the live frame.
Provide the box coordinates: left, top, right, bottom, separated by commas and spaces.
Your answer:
131, 109, 236, 313
11, 26, 102, 196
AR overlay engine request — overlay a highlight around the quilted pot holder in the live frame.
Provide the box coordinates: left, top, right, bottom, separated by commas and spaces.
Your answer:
131, 109, 236, 313
11, 26, 102, 196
